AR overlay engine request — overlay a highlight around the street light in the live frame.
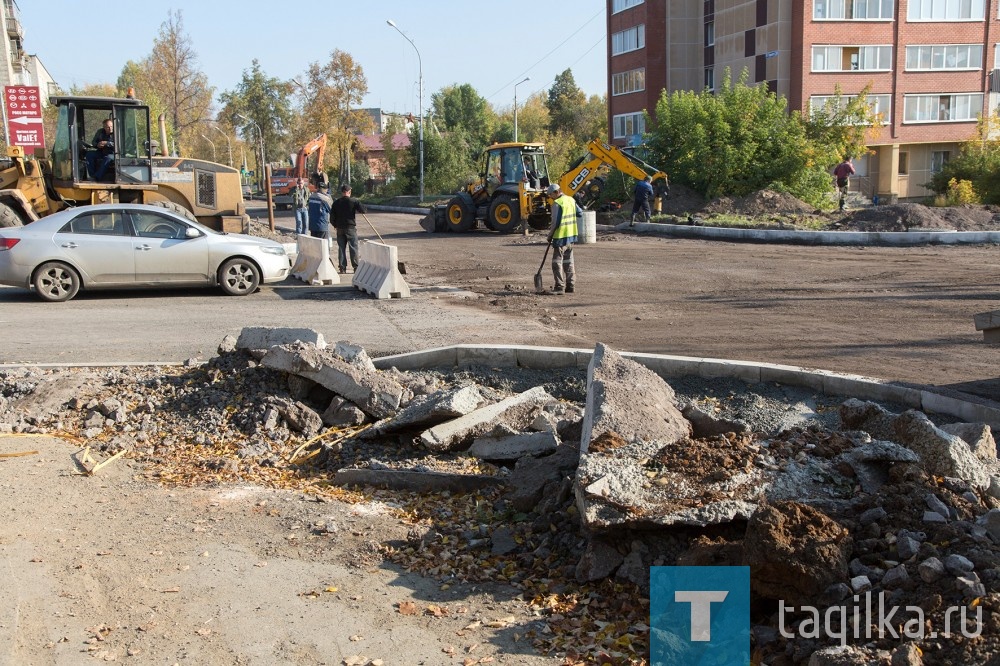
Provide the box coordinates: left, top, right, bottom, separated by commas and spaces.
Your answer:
236, 113, 266, 191
387, 19, 423, 202
513, 76, 530, 143
211, 124, 233, 167
200, 134, 216, 162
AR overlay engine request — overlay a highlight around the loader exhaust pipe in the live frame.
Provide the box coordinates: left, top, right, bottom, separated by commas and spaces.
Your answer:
158, 114, 169, 157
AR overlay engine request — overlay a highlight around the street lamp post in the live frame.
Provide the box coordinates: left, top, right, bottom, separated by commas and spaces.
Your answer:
212, 124, 233, 167
200, 134, 216, 162
513, 76, 530, 143
387, 19, 423, 203
236, 113, 266, 192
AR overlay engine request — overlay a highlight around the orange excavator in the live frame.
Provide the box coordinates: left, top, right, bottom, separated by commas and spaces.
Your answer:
270, 134, 327, 209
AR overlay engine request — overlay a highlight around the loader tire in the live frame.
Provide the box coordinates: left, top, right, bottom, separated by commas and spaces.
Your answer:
488, 194, 521, 234
147, 200, 198, 224
0, 202, 25, 228
445, 197, 476, 232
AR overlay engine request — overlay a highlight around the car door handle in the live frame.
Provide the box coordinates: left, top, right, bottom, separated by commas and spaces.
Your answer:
61, 242, 78, 249
136, 245, 152, 251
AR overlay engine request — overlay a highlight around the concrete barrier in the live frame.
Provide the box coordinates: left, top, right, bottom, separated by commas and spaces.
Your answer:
578, 211, 597, 244
974, 310, 1000, 343
353, 240, 410, 299
290, 235, 340, 286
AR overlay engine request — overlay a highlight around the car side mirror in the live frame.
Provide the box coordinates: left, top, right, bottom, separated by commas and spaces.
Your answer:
185, 227, 201, 239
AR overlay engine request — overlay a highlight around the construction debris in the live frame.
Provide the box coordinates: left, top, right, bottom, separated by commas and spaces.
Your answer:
3, 331, 1000, 664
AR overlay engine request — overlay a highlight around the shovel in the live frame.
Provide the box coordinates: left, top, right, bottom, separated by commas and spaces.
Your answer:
534, 239, 552, 294
361, 212, 407, 275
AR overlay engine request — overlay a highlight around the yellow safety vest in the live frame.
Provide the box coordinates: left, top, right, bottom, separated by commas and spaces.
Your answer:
553, 195, 578, 241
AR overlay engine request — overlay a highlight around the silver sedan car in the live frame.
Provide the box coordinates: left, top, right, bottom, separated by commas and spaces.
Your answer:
0, 204, 290, 302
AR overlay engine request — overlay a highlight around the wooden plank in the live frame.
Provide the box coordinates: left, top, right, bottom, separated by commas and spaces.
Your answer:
974, 310, 1000, 331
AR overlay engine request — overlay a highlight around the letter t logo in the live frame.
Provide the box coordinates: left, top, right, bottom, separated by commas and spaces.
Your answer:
675, 590, 729, 641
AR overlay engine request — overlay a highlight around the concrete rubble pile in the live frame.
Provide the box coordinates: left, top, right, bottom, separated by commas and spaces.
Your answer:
4, 328, 1000, 664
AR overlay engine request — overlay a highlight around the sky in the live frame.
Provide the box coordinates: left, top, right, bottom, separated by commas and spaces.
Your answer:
19, 1, 608, 116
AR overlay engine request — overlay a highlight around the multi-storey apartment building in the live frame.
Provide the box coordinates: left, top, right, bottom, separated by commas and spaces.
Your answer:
608, 0, 1000, 202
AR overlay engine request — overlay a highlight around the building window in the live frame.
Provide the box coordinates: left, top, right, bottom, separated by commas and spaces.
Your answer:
904, 93, 983, 122
812, 45, 892, 71
705, 21, 715, 46
908, 0, 985, 20
612, 25, 646, 56
612, 0, 644, 14
814, 0, 894, 20
931, 151, 951, 172
898, 152, 909, 175
705, 67, 715, 91
809, 94, 892, 123
906, 44, 983, 70
612, 68, 646, 96
612, 112, 646, 140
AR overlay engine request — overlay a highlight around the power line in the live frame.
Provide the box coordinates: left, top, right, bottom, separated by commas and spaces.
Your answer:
485, 8, 604, 101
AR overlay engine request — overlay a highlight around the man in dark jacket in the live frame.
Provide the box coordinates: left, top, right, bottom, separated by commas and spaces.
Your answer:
630, 176, 654, 227
307, 185, 333, 239
89, 118, 115, 181
331, 184, 366, 274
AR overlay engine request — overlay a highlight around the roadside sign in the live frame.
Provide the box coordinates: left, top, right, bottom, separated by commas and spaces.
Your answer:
765, 50, 779, 59
5, 85, 44, 152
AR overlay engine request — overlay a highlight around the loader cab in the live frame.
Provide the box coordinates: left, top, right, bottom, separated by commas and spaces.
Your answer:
49, 95, 153, 187
482, 143, 550, 196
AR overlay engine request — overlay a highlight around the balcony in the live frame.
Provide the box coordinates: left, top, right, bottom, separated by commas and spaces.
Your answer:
4, 0, 21, 39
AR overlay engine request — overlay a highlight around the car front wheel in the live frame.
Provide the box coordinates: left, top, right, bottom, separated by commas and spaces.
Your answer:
218, 258, 260, 296
33, 261, 80, 302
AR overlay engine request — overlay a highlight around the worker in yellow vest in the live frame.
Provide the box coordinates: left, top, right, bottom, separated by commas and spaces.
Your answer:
545, 183, 583, 295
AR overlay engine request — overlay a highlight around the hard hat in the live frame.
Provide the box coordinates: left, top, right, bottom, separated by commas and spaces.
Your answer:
546, 184, 561, 197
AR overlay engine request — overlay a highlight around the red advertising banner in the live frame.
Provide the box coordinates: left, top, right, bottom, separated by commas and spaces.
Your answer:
5, 85, 44, 151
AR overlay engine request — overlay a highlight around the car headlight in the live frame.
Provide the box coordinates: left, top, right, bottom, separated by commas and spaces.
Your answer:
260, 246, 286, 256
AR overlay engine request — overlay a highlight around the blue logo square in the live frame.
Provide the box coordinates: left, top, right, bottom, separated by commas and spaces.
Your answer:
650, 566, 750, 666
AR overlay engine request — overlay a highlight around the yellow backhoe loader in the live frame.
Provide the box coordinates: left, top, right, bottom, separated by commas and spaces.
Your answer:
441, 139, 668, 233
0, 94, 248, 231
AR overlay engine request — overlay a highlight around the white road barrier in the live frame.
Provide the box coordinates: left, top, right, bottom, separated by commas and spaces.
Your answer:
291, 234, 340, 285
353, 240, 410, 299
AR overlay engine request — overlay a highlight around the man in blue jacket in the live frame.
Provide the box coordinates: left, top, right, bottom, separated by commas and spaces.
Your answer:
631, 176, 654, 227
307, 185, 333, 239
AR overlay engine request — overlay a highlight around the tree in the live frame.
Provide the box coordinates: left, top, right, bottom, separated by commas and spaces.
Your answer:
927, 112, 1000, 204
218, 60, 294, 180
141, 10, 214, 155
546, 69, 586, 136
296, 50, 372, 186
648, 68, 863, 207
398, 123, 475, 196
117, 61, 171, 155
431, 84, 496, 157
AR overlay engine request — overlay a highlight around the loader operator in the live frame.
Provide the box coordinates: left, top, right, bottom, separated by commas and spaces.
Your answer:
89, 119, 115, 181
546, 183, 581, 295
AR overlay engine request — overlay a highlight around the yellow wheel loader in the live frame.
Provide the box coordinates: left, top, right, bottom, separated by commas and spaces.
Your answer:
441, 139, 668, 233
0, 94, 248, 231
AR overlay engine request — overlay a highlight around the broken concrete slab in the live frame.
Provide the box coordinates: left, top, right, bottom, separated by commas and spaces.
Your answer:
273, 398, 323, 437
333, 341, 377, 373
332, 468, 504, 494
575, 538, 624, 583
236, 327, 326, 358
895, 410, 990, 489
468, 431, 559, 461
505, 444, 580, 512
580, 343, 690, 455
261, 342, 404, 419
839, 399, 897, 441
369, 385, 486, 436
418, 386, 554, 452
321, 397, 366, 427
941, 422, 997, 462
682, 403, 748, 439
14, 371, 98, 419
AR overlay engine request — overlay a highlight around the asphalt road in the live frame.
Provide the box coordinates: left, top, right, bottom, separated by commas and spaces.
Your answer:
4, 204, 1000, 404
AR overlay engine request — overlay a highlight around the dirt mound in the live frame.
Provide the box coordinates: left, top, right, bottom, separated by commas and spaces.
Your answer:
843, 203, 1000, 232
659, 182, 707, 215
703, 189, 815, 216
